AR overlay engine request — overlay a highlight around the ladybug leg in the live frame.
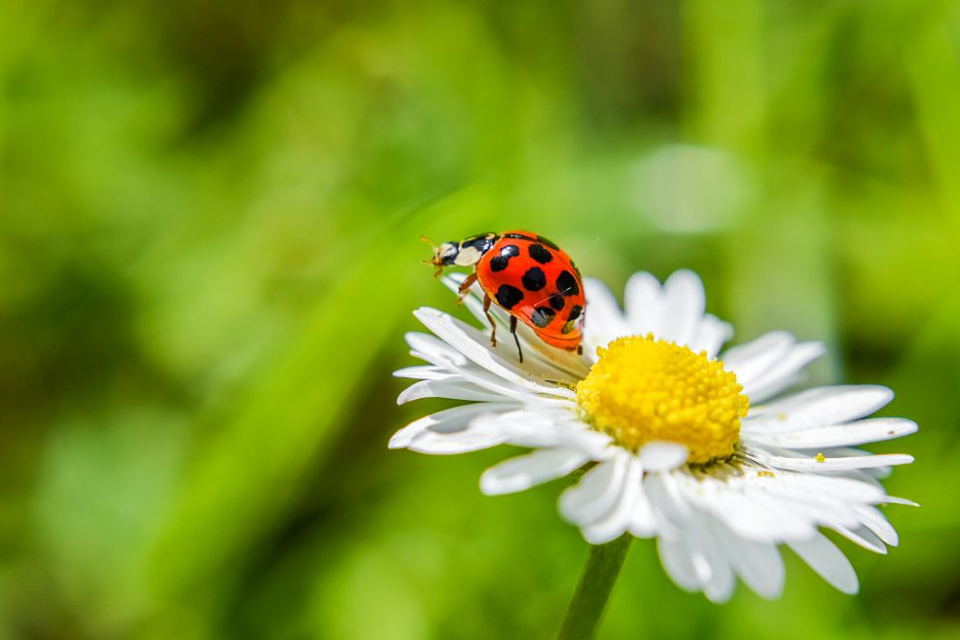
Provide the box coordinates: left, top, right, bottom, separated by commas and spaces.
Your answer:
510, 315, 523, 363
482, 294, 497, 347
457, 272, 478, 304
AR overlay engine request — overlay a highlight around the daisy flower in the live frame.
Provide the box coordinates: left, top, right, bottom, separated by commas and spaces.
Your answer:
390, 270, 916, 602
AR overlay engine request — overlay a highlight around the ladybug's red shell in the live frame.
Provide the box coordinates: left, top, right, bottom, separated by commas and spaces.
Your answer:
475, 230, 585, 351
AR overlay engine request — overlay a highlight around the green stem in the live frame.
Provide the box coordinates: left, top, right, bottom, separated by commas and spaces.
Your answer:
557, 535, 633, 640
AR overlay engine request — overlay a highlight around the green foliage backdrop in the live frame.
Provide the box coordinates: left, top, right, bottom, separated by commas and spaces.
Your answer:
1, 1, 958, 638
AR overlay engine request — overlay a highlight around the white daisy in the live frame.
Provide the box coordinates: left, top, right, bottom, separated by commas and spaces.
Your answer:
390, 270, 916, 602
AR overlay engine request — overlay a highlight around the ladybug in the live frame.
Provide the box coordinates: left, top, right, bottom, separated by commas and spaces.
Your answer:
425, 230, 585, 362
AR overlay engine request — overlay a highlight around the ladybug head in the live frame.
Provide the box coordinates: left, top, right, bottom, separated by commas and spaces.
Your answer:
437, 241, 462, 266
421, 233, 497, 278
421, 236, 460, 277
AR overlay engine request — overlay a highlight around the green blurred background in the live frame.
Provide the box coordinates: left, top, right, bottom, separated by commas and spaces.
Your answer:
1, 1, 958, 638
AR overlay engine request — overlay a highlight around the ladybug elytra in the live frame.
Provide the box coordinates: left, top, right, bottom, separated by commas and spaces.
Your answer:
425, 230, 585, 362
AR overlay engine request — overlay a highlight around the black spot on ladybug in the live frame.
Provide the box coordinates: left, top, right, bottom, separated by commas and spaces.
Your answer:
489, 244, 520, 272
549, 294, 565, 311
531, 307, 556, 328
561, 319, 576, 335
522, 267, 547, 292
568, 304, 583, 321
537, 235, 559, 250
496, 284, 524, 310
557, 270, 580, 296
528, 243, 554, 264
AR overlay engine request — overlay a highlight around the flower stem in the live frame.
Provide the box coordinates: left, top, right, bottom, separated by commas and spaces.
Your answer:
557, 535, 633, 640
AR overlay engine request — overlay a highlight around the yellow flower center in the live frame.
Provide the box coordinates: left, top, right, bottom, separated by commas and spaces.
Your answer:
576, 335, 749, 464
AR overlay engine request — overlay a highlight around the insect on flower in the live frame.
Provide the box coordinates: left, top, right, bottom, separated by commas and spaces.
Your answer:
391, 269, 918, 602
423, 230, 585, 362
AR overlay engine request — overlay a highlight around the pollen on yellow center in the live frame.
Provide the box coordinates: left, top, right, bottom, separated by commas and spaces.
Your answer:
576, 335, 749, 464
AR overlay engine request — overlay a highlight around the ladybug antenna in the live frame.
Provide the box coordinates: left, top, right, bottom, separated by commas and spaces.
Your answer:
420, 235, 444, 278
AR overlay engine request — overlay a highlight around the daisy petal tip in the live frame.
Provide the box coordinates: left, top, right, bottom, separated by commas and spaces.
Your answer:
705, 590, 735, 605
665, 268, 704, 290
557, 495, 581, 526
581, 526, 627, 546
750, 574, 785, 601
627, 522, 656, 539
478, 470, 517, 496
627, 271, 661, 288
884, 496, 920, 507
830, 568, 860, 596
803, 342, 828, 364
883, 453, 915, 466
403, 330, 424, 344
412, 306, 435, 320
387, 434, 410, 450
395, 387, 414, 406
866, 382, 894, 397
849, 384, 895, 411
765, 586, 786, 601
478, 475, 501, 496
412, 306, 450, 327
901, 419, 919, 437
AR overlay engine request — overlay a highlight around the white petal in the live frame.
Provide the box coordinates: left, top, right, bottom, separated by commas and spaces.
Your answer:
582, 455, 644, 544
692, 481, 816, 542
739, 468, 886, 504
760, 452, 914, 472
406, 426, 508, 455
742, 342, 825, 402
858, 465, 893, 480
721, 331, 825, 403
389, 402, 519, 454
397, 380, 509, 405
405, 331, 468, 367
658, 270, 706, 346
687, 314, 734, 359
855, 505, 899, 546
747, 386, 895, 432
644, 473, 692, 538
624, 272, 664, 337
658, 510, 737, 602
470, 407, 612, 457
393, 365, 453, 380
657, 537, 700, 592
583, 278, 630, 352
758, 492, 861, 532
480, 448, 589, 495
628, 490, 659, 538
745, 417, 917, 449
389, 403, 508, 449
716, 527, 785, 599
693, 518, 736, 603
559, 456, 627, 526
722, 331, 795, 381
832, 525, 887, 554
788, 534, 859, 594
413, 308, 574, 398
638, 442, 688, 471
882, 496, 920, 507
